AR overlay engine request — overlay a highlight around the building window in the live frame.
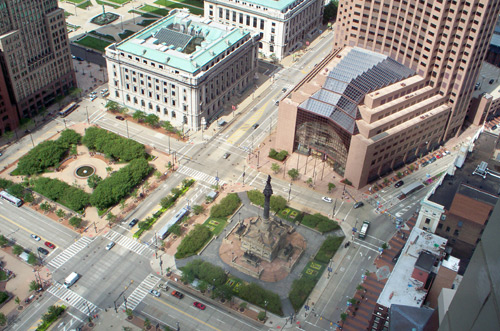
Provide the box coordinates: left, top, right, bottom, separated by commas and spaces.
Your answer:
437, 223, 443, 229
424, 218, 431, 224
453, 229, 459, 236
445, 226, 450, 232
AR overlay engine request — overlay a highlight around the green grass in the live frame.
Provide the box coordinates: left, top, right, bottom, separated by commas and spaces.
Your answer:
154, 1, 203, 15
118, 30, 136, 40
96, 0, 121, 9
0, 270, 7, 281
77, 0, 92, 9
128, 9, 158, 18
137, 19, 158, 27
280, 207, 301, 222
65, 0, 85, 4
139, 4, 170, 16
74, 36, 112, 52
155, 0, 203, 9
203, 218, 227, 235
89, 31, 116, 41
106, 0, 130, 4
64, 11, 73, 17
302, 261, 326, 281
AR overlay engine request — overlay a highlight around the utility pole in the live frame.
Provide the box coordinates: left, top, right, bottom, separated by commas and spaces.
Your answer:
168, 135, 171, 154
86, 106, 89, 124
242, 165, 245, 185
125, 120, 129, 138
257, 151, 260, 168
288, 182, 292, 201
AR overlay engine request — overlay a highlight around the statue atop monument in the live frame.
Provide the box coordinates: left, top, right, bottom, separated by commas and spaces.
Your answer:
263, 175, 273, 220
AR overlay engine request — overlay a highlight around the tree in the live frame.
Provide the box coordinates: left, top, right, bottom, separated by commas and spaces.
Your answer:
258, 311, 266, 321
87, 174, 102, 189
30, 280, 40, 292
328, 182, 336, 193
69, 216, 82, 228
23, 192, 34, 204
105, 100, 121, 113
4, 130, 14, 143
15, 297, 20, 305
125, 309, 133, 317
396, 171, 403, 178
270, 195, 287, 213
192, 205, 204, 215
154, 170, 162, 179
106, 212, 117, 225
12, 245, 23, 255
340, 312, 348, 322
288, 168, 299, 181
271, 163, 281, 174
162, 121, 175, 132
27, 252, 37, 265
306, 177, 313, 187
132, 110, 146, 122
0, 235, 7, 247
144, 318, 151, 329
0, 312, 6, 326
68, 87, 83, 100
58, 129, 81, 149
168, 224, 182, 236
323, 0, 339, 24
145, 114, 160, 127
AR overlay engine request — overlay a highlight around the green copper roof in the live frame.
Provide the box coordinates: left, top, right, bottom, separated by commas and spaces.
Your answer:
115, 10, 251, 74
240, 0, 300, 11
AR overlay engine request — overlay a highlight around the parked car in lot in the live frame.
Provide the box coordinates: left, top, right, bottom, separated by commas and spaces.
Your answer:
394, 180, 404, 188
37, 247, 49, 255
353, 201, 364, 209
31, 234, 41, 241
193, 302, 206, 310
45, 241, 56, 249
429, 156, 437, 163
171, 291, 184, 299
322, 196, 332, 203
128, 218, 139, 228
149, 289, 161, 297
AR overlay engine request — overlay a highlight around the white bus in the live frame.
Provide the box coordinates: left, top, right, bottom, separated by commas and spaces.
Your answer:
0, 190, 22, 207
58, 102, 78, 117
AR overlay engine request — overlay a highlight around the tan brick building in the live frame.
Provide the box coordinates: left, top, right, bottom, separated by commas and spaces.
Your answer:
276, 0, 500, 188
0, 0, 77, 135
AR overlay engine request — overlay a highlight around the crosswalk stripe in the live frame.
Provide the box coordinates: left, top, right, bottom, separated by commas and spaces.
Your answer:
177, 166, 225, 186
47, 282, 99, 316
120, 274, 161, 311
47, 237, 93, 270
103, 231, 154, 256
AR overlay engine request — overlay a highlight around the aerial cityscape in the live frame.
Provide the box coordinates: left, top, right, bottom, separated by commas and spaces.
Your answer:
0, 0, 499, 330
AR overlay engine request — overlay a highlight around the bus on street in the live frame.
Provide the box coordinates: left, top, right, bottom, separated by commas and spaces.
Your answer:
58, 102, 78, 117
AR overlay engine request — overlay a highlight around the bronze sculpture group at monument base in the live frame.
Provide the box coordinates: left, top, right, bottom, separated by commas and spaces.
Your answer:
218, 176, 306, 281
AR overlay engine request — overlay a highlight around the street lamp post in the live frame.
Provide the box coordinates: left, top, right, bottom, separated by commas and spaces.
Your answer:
264, 300, 268, 318
288, 182, 292, 202
125, 120, 129, 138
242, 165, 246, 185
257, 151, 260, 168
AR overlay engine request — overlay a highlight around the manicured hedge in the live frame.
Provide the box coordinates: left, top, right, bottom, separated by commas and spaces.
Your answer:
301, 213, 339, 233
32, 177, 90, 212
209, 193, 241, 218
315, 236, 344, 263
90, 158, 152, 210
0, 291, 8, 304
268, 148, 288, 161
175, 224, 212, 259
82, 126, 146, 161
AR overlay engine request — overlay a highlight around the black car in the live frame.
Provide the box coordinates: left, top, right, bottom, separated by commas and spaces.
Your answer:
252, 123, 259, 129
394, 180, 404, 188
37, 247, 49, 255
128, 218, 139, 228
353, 201, 364, 209
75, 56, 84, 61
492, 124, 498, 130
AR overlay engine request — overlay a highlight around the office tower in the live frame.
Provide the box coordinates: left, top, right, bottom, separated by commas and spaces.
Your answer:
276, 0, 500, 188
0, 0, 77, 134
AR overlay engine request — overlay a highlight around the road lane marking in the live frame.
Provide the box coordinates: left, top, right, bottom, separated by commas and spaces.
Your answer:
151, 296, 222, 331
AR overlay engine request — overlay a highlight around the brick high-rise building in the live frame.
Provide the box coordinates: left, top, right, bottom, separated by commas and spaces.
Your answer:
276, 0, 500, 188
0, 0, 77, 135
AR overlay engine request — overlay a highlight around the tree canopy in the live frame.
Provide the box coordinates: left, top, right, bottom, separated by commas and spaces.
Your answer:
82, 126, 146, 161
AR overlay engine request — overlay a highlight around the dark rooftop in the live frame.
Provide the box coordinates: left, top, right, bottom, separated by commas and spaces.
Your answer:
389, 304, 435, 331
429, 131, 500, 210
415, 250, 436, 272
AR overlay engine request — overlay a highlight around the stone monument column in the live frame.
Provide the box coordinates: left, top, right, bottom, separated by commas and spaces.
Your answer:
263, 175, 273, 221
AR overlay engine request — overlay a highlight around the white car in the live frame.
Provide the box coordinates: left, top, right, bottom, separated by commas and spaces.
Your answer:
149, 289, 161, 297
105, 242, 115, 250
322, 196, 333, 203
90, 96, 97, 102
31, 234, 41, 241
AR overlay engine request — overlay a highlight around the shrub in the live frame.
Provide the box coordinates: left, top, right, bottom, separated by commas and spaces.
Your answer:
87, 174, 102, 189
315, 236, 344, 263
27, 253, 37, 265
270, 195, 287, 213
268, 149, 288, 161
247, 190, 264, 206
0, 292, 8, 305
258, 311, 266, 321
301, 213, 339, 233
238, 282, 282, 315
12, 245, 23, 255
0, 235, 7, 247
341, 178, 352, 186
210, 193, 241, 218
175, 225, 212, 259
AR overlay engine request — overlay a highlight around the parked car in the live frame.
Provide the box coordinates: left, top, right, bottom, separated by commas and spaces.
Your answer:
322, 196, 333, 203
489, 79, 495, 84
394, 180, 404, 188
252, 123, 259, 129
37, 247, 49, 255
282, 87, 287, 93
128, 218, 139, 228
106, 242, 115, 251
429, 156, 437, 163
223, 152, 230, 159
171, 291, 184, 299
75, 56, 84, 61
31, 234, 41, 241
193, 301, 206, 310
115, 115, 125, 121
275, 100, 279, 106
90, 96, 97, 102
353, 201, 364, 209
492, 124, 498, 130
149, 289, 161, 297
44, 241, 56, 249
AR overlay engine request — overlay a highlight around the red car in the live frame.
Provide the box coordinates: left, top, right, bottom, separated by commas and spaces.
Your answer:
171, 291, 184, 299
193, 302, 206, 310
44, 241, 56, 249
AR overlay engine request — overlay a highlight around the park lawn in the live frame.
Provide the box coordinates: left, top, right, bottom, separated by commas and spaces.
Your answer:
75, 36, 112, 52
155, 0, 203, 9
119, 30, 136, 40
155, 1, 203, 15
106, 0, 130, 4
137, 19, 158, 27
77, 0, 92, 9
65, 0, 85, 4
96, 0, 121, 9
139, 4, 170, 16
302, 260, 326, 281
203, 218, 227, 235
280, 207, 301, 222
90, 31, 116, 41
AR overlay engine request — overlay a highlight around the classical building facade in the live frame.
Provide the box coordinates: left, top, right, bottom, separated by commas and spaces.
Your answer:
204, 0, 323, 59
105, 9, 260, 132
276, 0, 500, 188
0, 0, 76, 134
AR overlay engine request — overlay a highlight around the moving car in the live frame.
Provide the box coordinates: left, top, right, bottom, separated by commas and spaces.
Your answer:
358, 221, 370, 239
106, 242, 115, 250
115, 115, 125, 121
149, 289, 161, 297
171, 291, 184, 299
353, 201, 364, 209
75, 56, 84, 61
492, 124, 498, 130
128, 218, 139, 228
282, 87, 287, 93
37, 247, 49, 255
252, 123, 259, 129
322, 196, 333, 203
490, 79, 495, 84
45, 241, 56, 249
275, 100, 279, 106
193, 302, 206, 310
64, 272, 80, 288
31, 234, 41, 241
394, 180, 404, 188
223, 152, 230, 159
